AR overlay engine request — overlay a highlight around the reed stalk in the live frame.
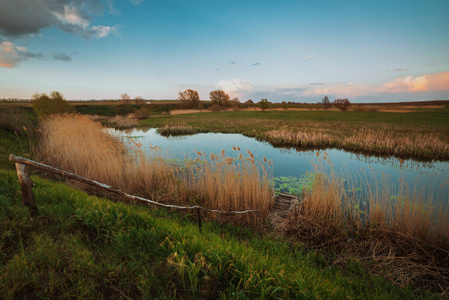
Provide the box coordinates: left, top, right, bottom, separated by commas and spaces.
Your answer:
286, 154, 449, 291
37, 114, 274, 225
265, 127, 449, 159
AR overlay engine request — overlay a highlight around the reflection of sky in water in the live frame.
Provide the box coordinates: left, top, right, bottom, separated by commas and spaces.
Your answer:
114, 128, 449, 206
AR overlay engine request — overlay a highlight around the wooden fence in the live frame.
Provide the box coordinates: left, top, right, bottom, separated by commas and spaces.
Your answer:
9, 154, 259, 232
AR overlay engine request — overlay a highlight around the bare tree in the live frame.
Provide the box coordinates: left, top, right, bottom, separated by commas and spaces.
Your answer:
333, 98, 351, 111
209, 90, 230, 107
120, 93, 131, 104
230, 97, 241, 110
135, 96, 146, 107
322, 96, 330, 110
178, 89, 200, 108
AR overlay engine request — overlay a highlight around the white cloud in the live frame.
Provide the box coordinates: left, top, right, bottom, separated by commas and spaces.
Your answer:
53, 5, 90, 28
217, 79, 254, 95
91, 25, 117, 38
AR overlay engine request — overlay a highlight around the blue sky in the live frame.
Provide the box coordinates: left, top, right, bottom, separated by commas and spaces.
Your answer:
1, 0, 448, 102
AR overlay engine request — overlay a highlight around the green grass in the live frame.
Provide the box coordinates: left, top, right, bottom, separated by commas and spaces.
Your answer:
0, 129, 35, 171
140, 109, 449, 132
0, 169, 425, 299
73, 103, 179, 116
73, 104, 123, 116
139, 109, 449, 159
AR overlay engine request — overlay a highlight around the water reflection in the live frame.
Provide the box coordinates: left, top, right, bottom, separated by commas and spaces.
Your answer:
113, 128, 449, 207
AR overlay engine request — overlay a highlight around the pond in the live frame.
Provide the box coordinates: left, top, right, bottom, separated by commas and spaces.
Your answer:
116, 128, 449, 209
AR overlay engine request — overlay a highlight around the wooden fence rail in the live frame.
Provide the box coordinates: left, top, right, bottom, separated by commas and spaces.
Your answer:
9, 154, 259, 232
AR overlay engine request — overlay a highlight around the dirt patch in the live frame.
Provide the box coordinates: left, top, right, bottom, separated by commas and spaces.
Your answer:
169, 109, 209, 115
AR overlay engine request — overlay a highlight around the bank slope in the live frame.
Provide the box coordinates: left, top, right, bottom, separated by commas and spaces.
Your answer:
0, 170, 418, 299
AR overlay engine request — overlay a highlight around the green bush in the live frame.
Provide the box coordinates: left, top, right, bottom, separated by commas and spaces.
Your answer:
31, 91, 73, 117
259, 98, 270, 111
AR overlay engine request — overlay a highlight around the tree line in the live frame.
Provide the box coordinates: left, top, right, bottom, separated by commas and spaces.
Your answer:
29, 90, 352, 117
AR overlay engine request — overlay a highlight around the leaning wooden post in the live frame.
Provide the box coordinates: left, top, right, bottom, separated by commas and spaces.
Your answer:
196, 207, 202, 233
15, 163, 38, 216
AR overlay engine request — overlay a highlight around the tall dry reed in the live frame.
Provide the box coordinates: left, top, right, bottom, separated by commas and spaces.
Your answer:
285, 154, 449, 292
265, 127, 449, 159
157, 122, 196, 136
37, 114, 274, 224
109, 114, 138, 128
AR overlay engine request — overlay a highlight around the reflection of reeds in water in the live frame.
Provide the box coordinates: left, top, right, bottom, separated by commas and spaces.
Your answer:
266, 127, 449, 158
292, 152, 448, 241
157, 122, 196, 136
286, 152, 449, 291
37, 114, 274, 225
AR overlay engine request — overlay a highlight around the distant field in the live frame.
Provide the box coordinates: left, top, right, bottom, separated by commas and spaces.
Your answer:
139, 108, 449, 160
2, 100, 448, 159
140, 109, 449, 133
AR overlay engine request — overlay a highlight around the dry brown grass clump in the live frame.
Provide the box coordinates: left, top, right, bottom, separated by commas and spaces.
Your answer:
266, 127, 336, 148
265, 127, 449, 159
284, 154, 449, 293
342, 128, 449, 157
84, 114, 108, 122
351, 105, 379, 112
109, 114, 138, 128
37, 114, 274, 225
157, 122, 196, 136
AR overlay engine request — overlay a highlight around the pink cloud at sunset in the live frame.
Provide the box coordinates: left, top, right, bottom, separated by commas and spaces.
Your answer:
302, 83, 371, 98
0, 41, 23, 68
380, 71, 449, 93
0, 41, 43, 68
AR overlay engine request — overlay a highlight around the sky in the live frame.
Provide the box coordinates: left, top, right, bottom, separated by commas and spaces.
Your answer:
1, 0, 449, 103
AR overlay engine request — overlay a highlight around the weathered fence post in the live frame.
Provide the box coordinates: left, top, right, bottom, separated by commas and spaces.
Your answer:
15, 163, 38, 216
9, 155, 260, 223
196, 207, 202, 233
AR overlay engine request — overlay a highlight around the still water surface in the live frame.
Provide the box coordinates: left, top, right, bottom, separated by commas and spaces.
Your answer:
117, 128, 449, 208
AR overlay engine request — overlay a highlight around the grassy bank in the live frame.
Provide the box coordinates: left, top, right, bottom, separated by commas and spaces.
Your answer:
139, 109, 449, 160
37, 114, 274, 225
0, 169, 422, 298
